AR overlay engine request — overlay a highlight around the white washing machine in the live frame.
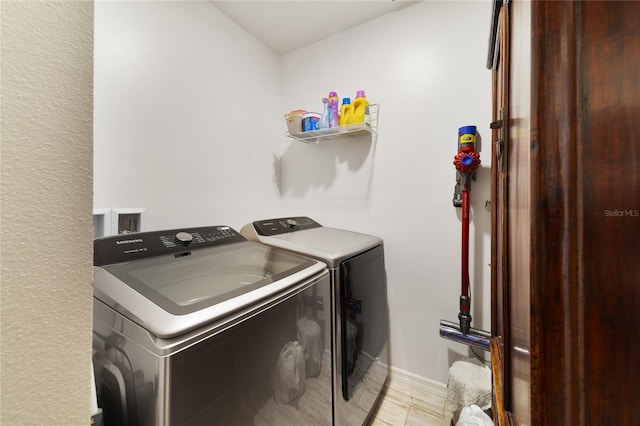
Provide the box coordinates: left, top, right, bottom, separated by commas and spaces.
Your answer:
92, 225, 332, 426
241, 217, 389, 426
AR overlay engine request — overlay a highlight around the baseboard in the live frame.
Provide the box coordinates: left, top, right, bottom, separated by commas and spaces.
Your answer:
382, 366, 451, 420
388, 366, 448, 399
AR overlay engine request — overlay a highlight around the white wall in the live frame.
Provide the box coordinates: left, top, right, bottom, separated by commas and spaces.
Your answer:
1, 1, 94, 423
278, 1, 492, 384
94, 1, 284, 230
94, 0, 492, 386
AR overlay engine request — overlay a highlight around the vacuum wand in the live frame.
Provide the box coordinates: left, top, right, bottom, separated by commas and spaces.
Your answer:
459, 178, 472, 334
452, 126, 480, 335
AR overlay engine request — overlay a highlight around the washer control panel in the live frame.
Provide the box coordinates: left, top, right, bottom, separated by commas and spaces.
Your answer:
94, 226, 246, 266
252, 216, 322, 236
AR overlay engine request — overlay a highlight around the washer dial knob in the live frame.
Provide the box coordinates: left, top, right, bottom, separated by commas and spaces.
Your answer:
286, 218, 298, 228
175, 232, 193, 246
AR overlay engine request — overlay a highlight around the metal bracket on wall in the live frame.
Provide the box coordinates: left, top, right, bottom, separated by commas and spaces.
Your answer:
453, 171, 478, 208
453, 172, 463, 207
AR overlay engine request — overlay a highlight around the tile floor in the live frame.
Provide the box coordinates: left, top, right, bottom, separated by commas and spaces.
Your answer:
367, 379, 453, 426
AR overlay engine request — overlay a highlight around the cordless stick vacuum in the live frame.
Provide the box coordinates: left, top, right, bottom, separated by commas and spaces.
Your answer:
439, 126, 490, 351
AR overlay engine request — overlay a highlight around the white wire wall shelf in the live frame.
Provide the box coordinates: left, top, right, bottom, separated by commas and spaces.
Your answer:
286, 104, 379, 143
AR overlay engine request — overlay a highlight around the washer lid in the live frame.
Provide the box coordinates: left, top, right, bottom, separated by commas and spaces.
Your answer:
248, 226, 382, 267
94, 241, 325, 337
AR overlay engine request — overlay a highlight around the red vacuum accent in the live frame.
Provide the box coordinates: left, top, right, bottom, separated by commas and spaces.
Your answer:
454, 151, 481, 174
461, 189, 470, 300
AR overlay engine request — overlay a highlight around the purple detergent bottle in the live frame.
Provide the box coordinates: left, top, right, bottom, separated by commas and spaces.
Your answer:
327, 91, 340, 127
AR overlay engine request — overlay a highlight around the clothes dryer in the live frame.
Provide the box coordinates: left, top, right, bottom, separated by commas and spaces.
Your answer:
92, 225, 332, 426
241, 217, 389, 426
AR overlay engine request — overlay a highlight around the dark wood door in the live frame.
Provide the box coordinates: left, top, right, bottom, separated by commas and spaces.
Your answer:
491, 1, 640, 424
489, 0, 513, 423
530, 1, 640, 424
491, 1, 533, 424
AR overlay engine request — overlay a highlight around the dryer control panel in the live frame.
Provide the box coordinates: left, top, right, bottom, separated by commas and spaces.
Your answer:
94, 226, 246, 266
252, 216, 322, 236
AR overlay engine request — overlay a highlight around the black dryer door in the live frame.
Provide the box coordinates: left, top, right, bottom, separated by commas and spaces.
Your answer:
339, 244, 387, 400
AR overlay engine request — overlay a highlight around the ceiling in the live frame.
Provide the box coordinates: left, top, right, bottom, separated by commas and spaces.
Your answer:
210, 1, 420, 55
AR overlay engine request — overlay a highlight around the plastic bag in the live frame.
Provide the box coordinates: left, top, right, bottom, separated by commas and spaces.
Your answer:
273, 341, 306, 404
297, 317, 323, 378
456, 404, 494, 426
